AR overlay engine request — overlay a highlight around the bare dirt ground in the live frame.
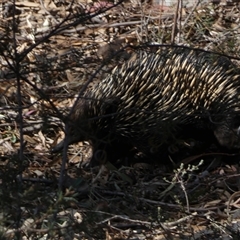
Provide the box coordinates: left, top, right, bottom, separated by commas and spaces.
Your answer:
1, 0, 240, 239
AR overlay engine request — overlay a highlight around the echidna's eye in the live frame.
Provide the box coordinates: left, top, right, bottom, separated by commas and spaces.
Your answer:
93, 150, 107, 164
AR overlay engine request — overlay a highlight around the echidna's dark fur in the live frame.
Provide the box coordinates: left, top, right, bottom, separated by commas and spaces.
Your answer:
53, 47, 240, 164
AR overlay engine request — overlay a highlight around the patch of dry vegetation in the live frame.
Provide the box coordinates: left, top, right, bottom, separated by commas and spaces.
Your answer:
1, 0, 240, 239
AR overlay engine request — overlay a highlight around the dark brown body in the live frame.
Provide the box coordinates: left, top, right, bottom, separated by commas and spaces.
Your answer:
53, 47, 240, 164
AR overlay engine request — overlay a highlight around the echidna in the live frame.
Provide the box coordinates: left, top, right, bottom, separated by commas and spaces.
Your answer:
53, 47, 240, 164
